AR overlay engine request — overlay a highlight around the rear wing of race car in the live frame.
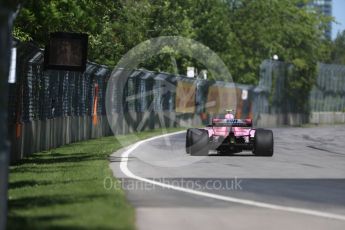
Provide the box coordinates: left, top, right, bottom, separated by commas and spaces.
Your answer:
212, 118, 252, 127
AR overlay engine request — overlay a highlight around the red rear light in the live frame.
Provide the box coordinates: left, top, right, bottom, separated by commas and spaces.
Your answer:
245, 119, 252, 126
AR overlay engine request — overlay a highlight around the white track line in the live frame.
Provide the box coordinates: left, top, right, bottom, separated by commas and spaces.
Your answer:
119, 131, 345, 221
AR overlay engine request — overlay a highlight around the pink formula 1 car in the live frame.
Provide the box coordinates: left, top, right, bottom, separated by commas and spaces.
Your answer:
186, 110, 273, 156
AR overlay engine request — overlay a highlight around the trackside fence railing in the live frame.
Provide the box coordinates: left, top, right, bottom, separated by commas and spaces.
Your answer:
9, 44, 345, 161
8, 42, 253, 162
253, 60, 345, 126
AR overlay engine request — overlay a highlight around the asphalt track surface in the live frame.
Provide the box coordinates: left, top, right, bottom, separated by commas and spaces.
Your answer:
110, 125, 345, 230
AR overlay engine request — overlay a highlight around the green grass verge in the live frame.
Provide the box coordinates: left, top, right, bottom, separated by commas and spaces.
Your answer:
8, 128, 184, 230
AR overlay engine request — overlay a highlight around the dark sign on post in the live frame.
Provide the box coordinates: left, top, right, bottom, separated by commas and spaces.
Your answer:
44, 32, 88, 72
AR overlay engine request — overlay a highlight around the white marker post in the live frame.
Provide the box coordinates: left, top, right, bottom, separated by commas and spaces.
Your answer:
241, 89, 248, 100
8, 47, 16, 83
187, 67, 195, 78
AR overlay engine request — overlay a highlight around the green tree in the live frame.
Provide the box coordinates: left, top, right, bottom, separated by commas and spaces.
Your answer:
13, 0, 332, 95
227, 0, 331, 83
224, 0, 332, 112
116, 0, 195, 73
331, 30, 345, 65
13, 0, 122, 65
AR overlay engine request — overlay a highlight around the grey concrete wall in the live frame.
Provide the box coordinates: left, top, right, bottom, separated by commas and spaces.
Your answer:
10, 111, 345, 162
9, 115, 112, 162
309, 112, 345, 124
9, 112, 203, 163
254, 112, 345, 127
254, 113, 308, 127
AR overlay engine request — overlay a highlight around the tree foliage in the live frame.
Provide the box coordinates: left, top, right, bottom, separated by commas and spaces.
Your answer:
221, 0, 332, 112
331, 30, 345, 65
13, 0, 331, 88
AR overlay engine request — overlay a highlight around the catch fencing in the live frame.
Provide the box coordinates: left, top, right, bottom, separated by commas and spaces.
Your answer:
309, 63, 345, 123
310, 63, 345, 112
10, 43, 345, 161
9, 42, 253, 162
254, 60, 345, 126
8, 42, 112, 161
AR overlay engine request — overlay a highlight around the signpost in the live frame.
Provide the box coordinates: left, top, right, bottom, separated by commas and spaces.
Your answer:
0, 8, 11, 230
44, 32, 88, 72
0, 1, 19, 229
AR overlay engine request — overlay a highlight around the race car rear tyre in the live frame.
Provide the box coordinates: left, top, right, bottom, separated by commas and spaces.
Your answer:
185, 129, 192, 154
190, 129, 209, 156
253, 129, 274, 157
